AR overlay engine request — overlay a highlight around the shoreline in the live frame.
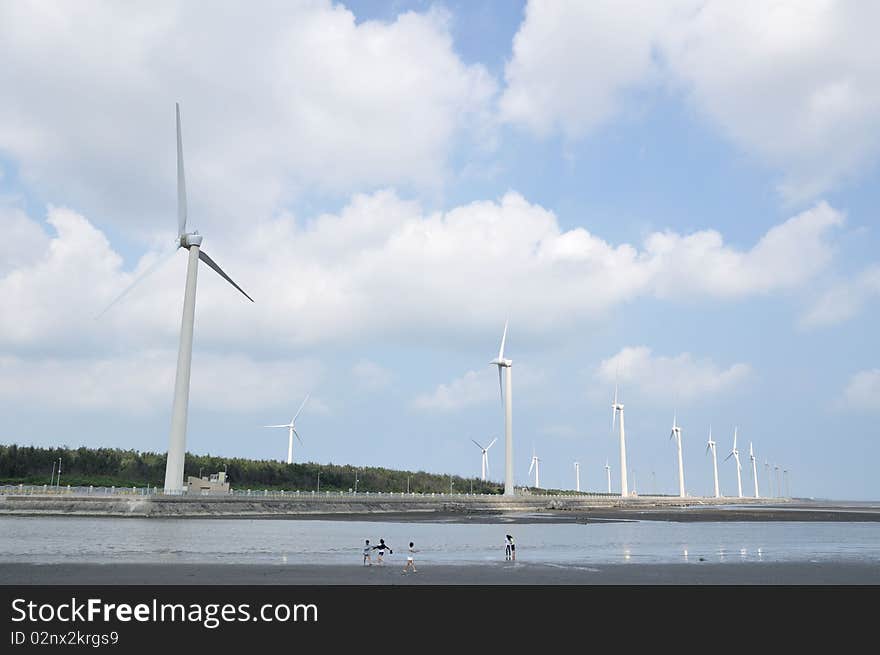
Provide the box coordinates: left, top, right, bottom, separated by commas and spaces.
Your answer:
2, 561, 878, 585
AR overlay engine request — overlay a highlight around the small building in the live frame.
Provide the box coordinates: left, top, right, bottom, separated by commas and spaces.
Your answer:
186, 471, 230, 495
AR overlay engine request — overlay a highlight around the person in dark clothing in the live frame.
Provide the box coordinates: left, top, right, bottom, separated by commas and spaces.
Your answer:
505, 534, 516, 561
372, 538, 393, 564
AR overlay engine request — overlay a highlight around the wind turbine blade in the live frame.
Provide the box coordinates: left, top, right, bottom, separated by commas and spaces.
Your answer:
293, 428, 303, 444
293, 393, 311, 422
724, 452, 733, 462
198, 250, 254, 302
498, 320, 508, 360
486, 438, 498, 450
263, 425, 290, 428
95, 244, 178, 318
528, 459, 534, 474
497, 366, 504, 407
706, 443, 711, 454
176, 103, 187, 237
471, 439, 484, 450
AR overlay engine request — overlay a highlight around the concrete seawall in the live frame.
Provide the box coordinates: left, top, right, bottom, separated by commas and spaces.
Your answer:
0, 493, 784, 518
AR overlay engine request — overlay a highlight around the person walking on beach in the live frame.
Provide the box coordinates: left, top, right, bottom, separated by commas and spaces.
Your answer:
505, 534, 516, 561
363, 539, 373, 566
402, 542, 418, 573
372, 538, 393, 564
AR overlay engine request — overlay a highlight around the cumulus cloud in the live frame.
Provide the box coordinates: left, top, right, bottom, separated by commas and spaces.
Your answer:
0, 1, 496, 231
799, 264, 880, 328
413, 369, 497, 412
838, 369, 880, 412
596, 346, 751, 402
0, 194, 844, 353
502, 0, 880, 200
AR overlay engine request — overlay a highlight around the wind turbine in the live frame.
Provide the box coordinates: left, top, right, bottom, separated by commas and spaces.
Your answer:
670, 413, 685, 497
102, 104, 254, 493
706, 426, 720, 498
749, 442, 760, 498
604, 460, 611, 493
611, 385, 629, 497
264, 394, 310, 464
723, 428, 743, 498
765, 459, 773, 497
784, 469, 791, 498
490, 321, 514, 496
471, 437, 497, 481
775, 464, 782, 499
528, 445, 540, 489
574, 461, 580, 492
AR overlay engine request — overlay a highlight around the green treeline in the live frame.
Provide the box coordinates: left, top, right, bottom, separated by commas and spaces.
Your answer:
0, 444, 504, 494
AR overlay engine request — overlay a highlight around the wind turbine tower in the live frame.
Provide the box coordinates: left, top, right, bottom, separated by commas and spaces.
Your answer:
749, 442, 760, 498
264, 394, 310, 464
604, 460, 611, 493
103, 104, 255, 493
611, 386, 629, 497
765, 459, 773, 497
724, 428, 743, 498
471, 438, 497, 482
490, 322, 514, 496
574, 461, 580, 492
706, 426, 720, 498
670, 414, 685, 497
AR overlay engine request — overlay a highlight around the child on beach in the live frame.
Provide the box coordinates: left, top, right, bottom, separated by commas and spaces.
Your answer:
363, 539, 372, 566
505, 534, 516, 561
372, 538, 392, 564
403, 542, 418, 573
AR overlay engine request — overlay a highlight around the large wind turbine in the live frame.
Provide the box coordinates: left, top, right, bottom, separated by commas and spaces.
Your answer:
765, 459, 773, 497
670, 414, 685, 497
706, 426, 720, 498
604, 460, 611, 493
471, 437, 498, 481
611, 386, 629, 497
103, 104, 254, 494
574, 461, 580, 492
528, 445, 540, 489
264, 394, 310, 464
784, 469, 791, 498
749, 442, 760, 498
724, 428, 743, 498
775, 464, 782, 499
490, 321, 514, 496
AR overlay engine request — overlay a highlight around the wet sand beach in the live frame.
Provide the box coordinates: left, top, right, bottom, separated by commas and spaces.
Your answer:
2, 561, 878, 585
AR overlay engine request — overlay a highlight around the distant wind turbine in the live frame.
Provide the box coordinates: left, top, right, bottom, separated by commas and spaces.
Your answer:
264, 394, 310, 464
749, 442, 760, 498
706, 426, 720, 498
775, 464, 782, 499
101, 104, 254, 493
574, 461, 580, 492
765, 459, 773, 497
784, 469, 791, 498
604, 460, 611, 493
670, 413, 685, 498
611, 385, 629, 497
724, 427, 743, 498
471, 437, 498, 481
528, 445, 540, 489
490, 321, 514, 496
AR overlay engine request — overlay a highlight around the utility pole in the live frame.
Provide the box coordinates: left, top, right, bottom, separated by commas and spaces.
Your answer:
56, 457, 62, 490
354, 468, 359, 494
50, 460, 56, 488
407, 475, 411, 494
317, 471, 321, 492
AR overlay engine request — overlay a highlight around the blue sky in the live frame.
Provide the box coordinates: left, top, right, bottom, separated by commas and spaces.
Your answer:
1, 0, 878, 499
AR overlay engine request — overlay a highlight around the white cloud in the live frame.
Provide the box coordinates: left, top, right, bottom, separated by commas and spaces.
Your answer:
352, 359, 393, 391
0, 1, 496, 231
500, 1, 676, 137
799, 264, 880, 328
502, 0, 880, 200
0, 195, 844, 354
596, 346, 751, 402
413, 369, 497, 412
839, 369, 880, 412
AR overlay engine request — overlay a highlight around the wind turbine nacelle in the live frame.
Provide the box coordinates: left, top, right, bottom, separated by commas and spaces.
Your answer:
180, 232, 203, 248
